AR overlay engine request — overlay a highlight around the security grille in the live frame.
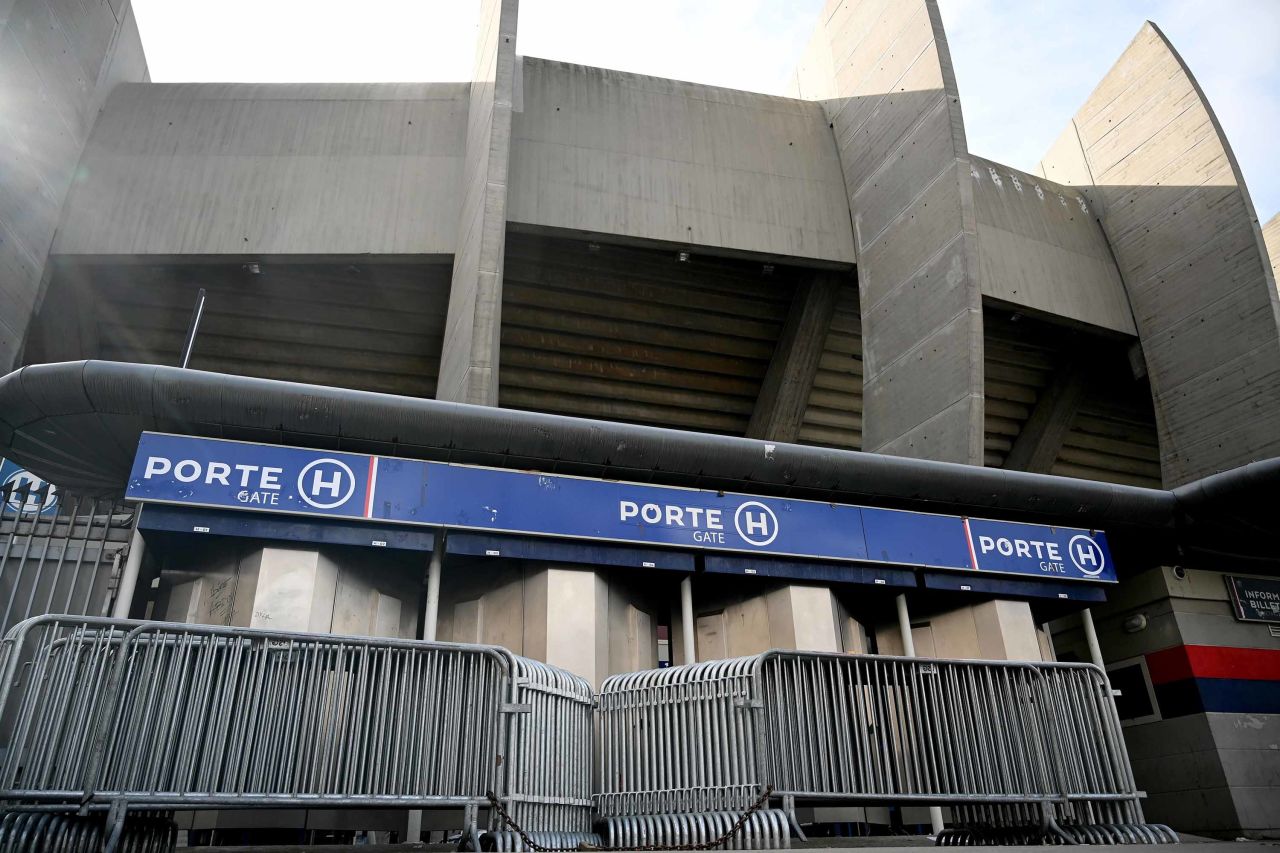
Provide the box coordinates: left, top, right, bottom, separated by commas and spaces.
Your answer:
0, 480, 133, 636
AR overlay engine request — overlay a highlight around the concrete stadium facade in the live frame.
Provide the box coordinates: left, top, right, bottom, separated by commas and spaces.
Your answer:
1, 0, 1278, 842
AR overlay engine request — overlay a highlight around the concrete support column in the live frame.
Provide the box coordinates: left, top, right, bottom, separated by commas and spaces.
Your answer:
800, 0, 986, 464
746, 272, 844, 442
895, 593, 945, 836
435, 0, 519, 405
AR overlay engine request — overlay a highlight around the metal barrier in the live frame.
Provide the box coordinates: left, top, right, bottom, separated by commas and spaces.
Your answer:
0, 482, 133, 637
0, 615, 594, 850
1, 618, 1173, 849
0, 810, 174, 853
597, 650, 1176, 846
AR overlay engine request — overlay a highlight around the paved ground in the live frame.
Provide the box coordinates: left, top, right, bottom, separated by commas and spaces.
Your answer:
183, 840, 1280, 852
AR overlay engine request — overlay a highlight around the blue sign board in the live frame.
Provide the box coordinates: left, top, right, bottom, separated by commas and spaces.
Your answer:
126, 433, 1117, 583
1, 457, 59, 517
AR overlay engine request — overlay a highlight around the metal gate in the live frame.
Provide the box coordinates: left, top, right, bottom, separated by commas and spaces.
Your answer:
0, 479, 133, 636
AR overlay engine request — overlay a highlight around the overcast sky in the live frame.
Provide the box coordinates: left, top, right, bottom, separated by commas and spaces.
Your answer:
133, 0, 1279, 223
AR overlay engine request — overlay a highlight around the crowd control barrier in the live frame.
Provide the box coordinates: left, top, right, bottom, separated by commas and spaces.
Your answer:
0, 618, 1174, 851
0, 616, 594, 852
597, 650, 1176, 848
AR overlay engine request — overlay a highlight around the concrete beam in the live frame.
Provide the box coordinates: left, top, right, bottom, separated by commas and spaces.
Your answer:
436, 0, 519, 406
746, 272, 844, 442
1003, 363, 1088, 474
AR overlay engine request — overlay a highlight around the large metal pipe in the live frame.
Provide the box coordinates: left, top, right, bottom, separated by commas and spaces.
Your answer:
895, 593, 944, 836
0, 362, 1178, 531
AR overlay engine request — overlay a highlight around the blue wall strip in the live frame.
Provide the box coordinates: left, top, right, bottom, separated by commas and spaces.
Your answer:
1154, 677, 1280, 718
445, 531, 695, 571
703, 554, 916, 588
922, 571, 1108, 602
139, 504, 436, 552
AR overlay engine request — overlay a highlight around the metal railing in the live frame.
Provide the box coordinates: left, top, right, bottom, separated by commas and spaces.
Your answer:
597, 650, 1173, 845
0, 615, 593, 849
0, 483, 133, 637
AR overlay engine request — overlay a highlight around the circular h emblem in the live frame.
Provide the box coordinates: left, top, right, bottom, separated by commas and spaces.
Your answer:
297, 458, 356, 509
734, 501, 779, 547
1068, 534, 1106, 577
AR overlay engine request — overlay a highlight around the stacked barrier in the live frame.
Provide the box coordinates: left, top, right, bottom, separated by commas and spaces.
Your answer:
597, 650, 1175, 847
0, 617, 1174, 850
0, 615, 594, 852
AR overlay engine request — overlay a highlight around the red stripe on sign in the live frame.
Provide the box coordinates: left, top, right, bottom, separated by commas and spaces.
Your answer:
962, 518, 979, 569
364, 456, 378, 518
1147, 645, 1280, 685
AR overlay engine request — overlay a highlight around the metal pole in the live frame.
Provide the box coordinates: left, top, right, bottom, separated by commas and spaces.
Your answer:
407, 531, 445, 845
423, 533, 444, 642
180, 287, 207, 369
1081, 607, 1104, 669
895, 593, 945, 836
111, 526, 145, 619
895, 593, 916, 657
680, 575, 696, 665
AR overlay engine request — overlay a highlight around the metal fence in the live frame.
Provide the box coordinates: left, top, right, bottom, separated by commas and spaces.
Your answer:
0, 481, 133, 637
0, 615, 594, 850
597, 650, 1174, 845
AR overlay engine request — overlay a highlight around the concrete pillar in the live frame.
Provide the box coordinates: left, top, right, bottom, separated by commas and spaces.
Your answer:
877, 599, 1044, 662
435, 0, 519, 405
435, 563, 661, 688
155, 544, 418, 638
796, 0, 985, 464
692, 582, 853, 661
246, 548, 339, 633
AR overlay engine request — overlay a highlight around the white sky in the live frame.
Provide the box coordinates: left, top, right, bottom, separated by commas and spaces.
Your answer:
133, 0, 1279, 222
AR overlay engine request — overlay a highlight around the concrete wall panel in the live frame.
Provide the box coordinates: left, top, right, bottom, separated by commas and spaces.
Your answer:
508, 59, 854, 263
970, 156, 1134, 333
0, 0, 147, 369
1038, 22, 1280, 485
1263, 213, 1279, 280
795, 0, 984, 464
54, 83, 468, 256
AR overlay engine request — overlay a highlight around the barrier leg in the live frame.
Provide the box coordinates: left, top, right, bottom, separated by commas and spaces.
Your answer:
103, 799, 128, 853
783, 794, 807, 842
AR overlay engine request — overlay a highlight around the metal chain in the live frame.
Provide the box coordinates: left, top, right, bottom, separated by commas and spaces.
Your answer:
484, 785, 776, 852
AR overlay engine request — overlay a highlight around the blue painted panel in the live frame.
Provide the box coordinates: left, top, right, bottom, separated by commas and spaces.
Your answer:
966, 518, 1116, 583
445, 532, 694, 571
703, 554, 915, 588
139, 504, 436, 552
862, 508, 969, 570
